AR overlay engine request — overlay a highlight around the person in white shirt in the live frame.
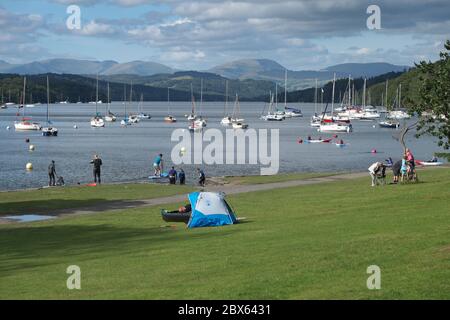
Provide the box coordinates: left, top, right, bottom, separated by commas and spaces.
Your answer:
368, 162, 382, 187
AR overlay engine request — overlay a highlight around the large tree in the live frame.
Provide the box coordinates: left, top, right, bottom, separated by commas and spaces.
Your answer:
412, 40, 450, 149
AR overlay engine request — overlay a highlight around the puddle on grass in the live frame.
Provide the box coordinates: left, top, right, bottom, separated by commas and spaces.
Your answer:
3, 214, 56, 223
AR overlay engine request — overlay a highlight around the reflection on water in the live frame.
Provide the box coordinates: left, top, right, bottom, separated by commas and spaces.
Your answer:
0, 101, 445, 191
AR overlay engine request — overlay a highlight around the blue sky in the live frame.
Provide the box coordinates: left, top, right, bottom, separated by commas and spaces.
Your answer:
1, 0, 449, 70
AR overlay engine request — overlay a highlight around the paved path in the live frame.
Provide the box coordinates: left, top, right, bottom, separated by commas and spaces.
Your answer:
49, 171, 369, 219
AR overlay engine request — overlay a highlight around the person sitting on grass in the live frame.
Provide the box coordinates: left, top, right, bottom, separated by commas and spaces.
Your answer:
168, 166, 177, 185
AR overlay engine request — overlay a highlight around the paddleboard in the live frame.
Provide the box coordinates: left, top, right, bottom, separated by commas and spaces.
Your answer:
415, 161, 443, 166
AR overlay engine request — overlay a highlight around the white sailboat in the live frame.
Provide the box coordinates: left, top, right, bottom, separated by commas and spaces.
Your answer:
311, 79, 321, 127
164, 86, 177, 123
281, 69, 302, 118
386, 83, 410, 120
42, 76, 58, 136
90, 75, 105, 127
196, 79, 207, 127
137, 93, 151, 119
261, 93, 284, 121
221, 80, 233, 126
120, 84, 131, 126
14, 77, 41, 131
104, 82, 117, 122
231, 94, 248, 129
127, 82, 140, 124
319, 73, 352, 133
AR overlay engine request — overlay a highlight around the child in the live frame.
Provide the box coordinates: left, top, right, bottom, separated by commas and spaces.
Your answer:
401, 156, 408, 182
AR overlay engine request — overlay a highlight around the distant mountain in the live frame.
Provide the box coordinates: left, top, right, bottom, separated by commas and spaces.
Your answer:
323, 63, 410, 78
0, 59, 174, 76
208, 59, 411, 90
97, 70, 276, 100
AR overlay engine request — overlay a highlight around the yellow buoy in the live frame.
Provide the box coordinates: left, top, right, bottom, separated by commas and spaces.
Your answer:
29, 144, 35, 151
26, 163, 33, 170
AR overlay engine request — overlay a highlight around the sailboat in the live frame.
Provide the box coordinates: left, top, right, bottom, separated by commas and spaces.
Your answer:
379, 80, 399, 128
311, 79, 321, 127
221, 80, 233, 125
281, 69, 302, 118
261, 93, 284, 121
90, 75, 105, 127
164, 86, 177, 123
127, 82, 140, 124
14, 77, 41, 131
137, 93, 151, 119
319, 73, 352, 133
195, 79, 207, 127
120, 84, 131, 126
42, 76, 58, 136
105, 82, 117, 122
386, 83, 410, 120
231, 94, 248, 129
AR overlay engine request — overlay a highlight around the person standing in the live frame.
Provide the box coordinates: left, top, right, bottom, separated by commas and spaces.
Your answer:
197, 168, 206, 187
48, 160, 56, 186
168, 166, 177, 185
178, 168, 186, 185
153, 153, 163, 176
90, 154, 103, 184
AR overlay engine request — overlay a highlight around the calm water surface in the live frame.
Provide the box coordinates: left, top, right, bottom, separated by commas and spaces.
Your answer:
0, 101, 444, 191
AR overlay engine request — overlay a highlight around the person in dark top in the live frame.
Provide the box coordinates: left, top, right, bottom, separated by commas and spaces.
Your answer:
197, 168, 205, 187
90, 154, 103, 184
168, 166, 177, 185
391, 159, 402, 183
48, 160, 56, 186
178, 168, 186, 185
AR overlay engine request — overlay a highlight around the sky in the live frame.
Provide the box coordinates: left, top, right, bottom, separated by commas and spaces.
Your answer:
0, 0, 449, 70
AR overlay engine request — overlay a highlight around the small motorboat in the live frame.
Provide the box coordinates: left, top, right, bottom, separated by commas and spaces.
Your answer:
137, 113, 151, 119
232, 121, 248, 129
15, 119, 42, 131
305, 138, 333, 143
415, 160, 443, 166
164, 115, 177, 123
42, 127, 58, 136
90, 116, 105, 127
220, 116, 233, 126
128, 114, 140, 123
379, 120, 400, 128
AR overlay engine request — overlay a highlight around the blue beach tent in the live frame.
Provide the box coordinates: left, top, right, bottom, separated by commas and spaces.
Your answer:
187, 192, 237, 228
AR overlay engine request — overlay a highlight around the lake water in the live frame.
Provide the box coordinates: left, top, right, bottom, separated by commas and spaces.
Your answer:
0, 101, 445, 191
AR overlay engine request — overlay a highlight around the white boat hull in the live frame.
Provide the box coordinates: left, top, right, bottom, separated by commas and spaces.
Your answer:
14, 122, 42, 131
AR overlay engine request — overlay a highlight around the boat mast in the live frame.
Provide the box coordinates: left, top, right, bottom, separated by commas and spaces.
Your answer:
362, 78, 367, 109
95, 74, 98, 115
399, 83, 402, 109
348, 75, 351, 108
275, 83, 278, 110
129, 81, 133, 113
314, 79, 318, 114
107, 82, 110, 116
385, 80, 389, 109
224, 80, 228, 117
200, 78, 203, 116
123, 84, 127, 119
284, 69, 287, 110
22, 77, 26, 116
167, 86, 170, 115
331, 73, 336, 115
46, 76, 49, 123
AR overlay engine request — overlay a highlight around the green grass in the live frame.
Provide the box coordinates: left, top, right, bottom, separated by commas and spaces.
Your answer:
0, 183, 194, 216
224, 172, 340, 185
0, 169, 449, 299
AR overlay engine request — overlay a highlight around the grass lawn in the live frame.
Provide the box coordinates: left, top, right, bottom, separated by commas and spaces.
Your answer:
0, 168, 449, 299
224, 172, 341, 185
0, 183, 194, 216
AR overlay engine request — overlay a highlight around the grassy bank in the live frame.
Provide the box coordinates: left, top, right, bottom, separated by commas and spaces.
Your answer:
0, 169, 449, 299
224, 172, 340, 185
0, 183, 193, 216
